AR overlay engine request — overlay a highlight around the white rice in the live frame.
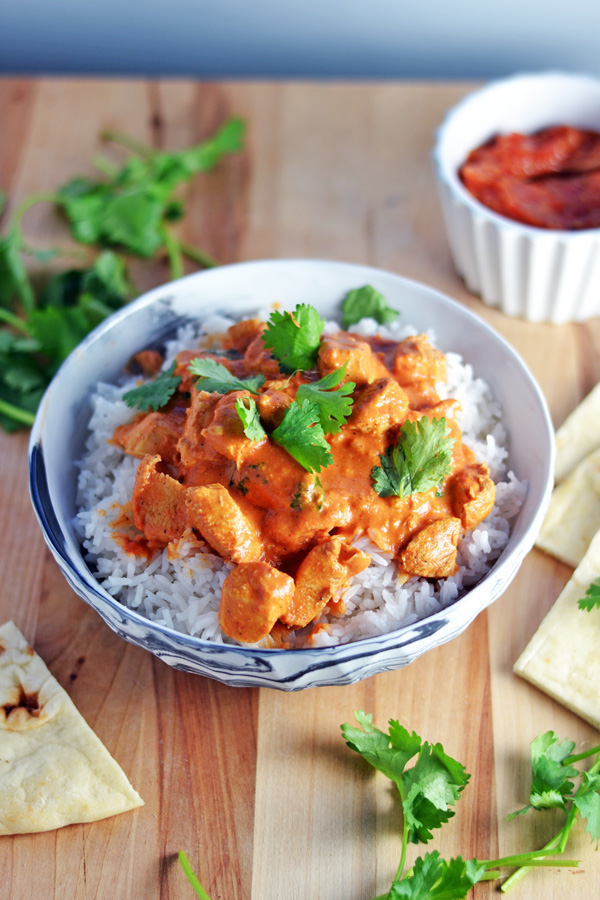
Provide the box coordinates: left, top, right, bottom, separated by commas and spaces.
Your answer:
74, 313, 526, 648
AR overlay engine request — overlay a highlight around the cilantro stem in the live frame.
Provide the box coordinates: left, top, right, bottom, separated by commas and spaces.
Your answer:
91, 154, 120, 178
500, 824, 565, 892
484, 846, 571, 867
101, 129, 155, 161
0, 397, 36, 426
0, 307, 33, 334
178, 850, 211, 900
179, 240, 219, 269
565, 744, 600, 764
9, 191, 60, 231
160, 225, 185, 281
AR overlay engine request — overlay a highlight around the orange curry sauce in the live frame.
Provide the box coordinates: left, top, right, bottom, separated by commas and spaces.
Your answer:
111, 319, 495, 646
460, 125, 600, 230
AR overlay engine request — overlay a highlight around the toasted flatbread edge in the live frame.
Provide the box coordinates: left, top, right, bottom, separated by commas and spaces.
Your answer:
514, 532, 600, 732
0, 621, 143, 835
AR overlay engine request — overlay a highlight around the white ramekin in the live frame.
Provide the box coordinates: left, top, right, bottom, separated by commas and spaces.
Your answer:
432, 71, 600, 323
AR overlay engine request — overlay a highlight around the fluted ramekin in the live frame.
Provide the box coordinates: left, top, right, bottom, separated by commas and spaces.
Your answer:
433, 71, 600, 323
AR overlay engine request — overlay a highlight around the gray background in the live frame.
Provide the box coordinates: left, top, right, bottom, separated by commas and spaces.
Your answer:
0, 0, 595, 79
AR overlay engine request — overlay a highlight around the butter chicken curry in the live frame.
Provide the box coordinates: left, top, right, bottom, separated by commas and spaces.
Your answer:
111, 304, 496, 647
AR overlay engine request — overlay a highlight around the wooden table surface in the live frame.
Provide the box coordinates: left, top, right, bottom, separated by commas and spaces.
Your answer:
1, 77, 598, 900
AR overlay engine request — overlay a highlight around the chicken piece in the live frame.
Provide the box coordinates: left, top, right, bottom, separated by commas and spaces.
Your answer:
348, 378, 409, 434
236, 440, 305, 512
264, 490, 353, 557
177, 389, 222, 468
132, 455, 189, 543
393, 334, 446, 385
257, 388, 293, 429
318, 333, 391, 385
219, 562, 295, 643
133, 349, 163, 376
448, 462, 496, 530
185, 483, 263, 563
398, 517, 462, 578
223, 318, 265, 353
202, 391, 266, 467
112, 409, 187, 465
280, 538, 371, 628
244, 333, 281, 378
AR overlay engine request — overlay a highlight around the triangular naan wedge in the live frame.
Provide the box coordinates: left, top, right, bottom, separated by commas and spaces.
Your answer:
535, 447, 600, 568
555, 381, 600, 483
0, 621, 143, 835
514, 531, 600, 731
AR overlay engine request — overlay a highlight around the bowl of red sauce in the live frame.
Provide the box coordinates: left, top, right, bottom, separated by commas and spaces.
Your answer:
432, 71, 600, 323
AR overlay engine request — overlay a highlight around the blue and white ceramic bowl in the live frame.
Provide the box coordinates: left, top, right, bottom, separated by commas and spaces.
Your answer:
29, 259, 554, 690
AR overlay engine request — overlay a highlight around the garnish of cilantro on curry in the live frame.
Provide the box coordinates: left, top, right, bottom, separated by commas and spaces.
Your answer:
108, 286, 496, 647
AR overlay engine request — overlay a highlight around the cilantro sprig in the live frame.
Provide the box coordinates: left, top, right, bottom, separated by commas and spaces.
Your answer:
0, 117, 245, 431
501, 731, 600, 892
187, 357, 265, 394
295, 363, 355, 434
235, 397, 267, 442
234, 394, 333, 473
271, 399, 333, 473
261, 303, 325, 373
56, 117, 245, 263
372, 417, 454, 499
123, 361, 182, 411
579, 577, 600, 611
341, 284, 398, 329
342, 712, 581, 900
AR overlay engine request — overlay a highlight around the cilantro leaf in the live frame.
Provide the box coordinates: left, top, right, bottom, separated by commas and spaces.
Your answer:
188, 357, 265, 394
372, 416, 454, 499
235, 397, 267, 442
56, 117, 245, 261
123, 361, 181, 411
579, 577, 600, 611
529, 732, 578, 810
341, 284, 398, 329
295, 364, 355, 434
342, 710, 422, 788
342, 711, 469, 846
261, 304, 325, 373
388, 852, 486, 900
573, 779, 600, 844
271, 398, 332, 473
506, 731, 578, 820
152, 117, 246, 189
403, 742, 470, 844
0, 230, 36, 312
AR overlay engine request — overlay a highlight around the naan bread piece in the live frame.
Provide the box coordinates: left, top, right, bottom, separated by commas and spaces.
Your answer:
514, 530, 600, 730
555, 382, 600, 483
535, 447, 600, 568
0, 621, 143, 835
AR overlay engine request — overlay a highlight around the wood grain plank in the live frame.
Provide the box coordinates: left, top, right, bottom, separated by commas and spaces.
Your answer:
0, 79, 36, 194
0, 77, 597, 900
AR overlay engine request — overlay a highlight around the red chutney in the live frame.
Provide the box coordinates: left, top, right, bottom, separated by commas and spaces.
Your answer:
459, 125, 600, 230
